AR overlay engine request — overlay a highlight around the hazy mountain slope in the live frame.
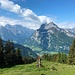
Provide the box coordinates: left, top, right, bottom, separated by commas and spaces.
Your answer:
14, 44, 37, 58
0, 24, 35, 44
66, 28, 75, 34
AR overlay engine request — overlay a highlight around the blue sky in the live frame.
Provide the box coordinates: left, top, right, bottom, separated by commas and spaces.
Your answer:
0, 0, 75, 29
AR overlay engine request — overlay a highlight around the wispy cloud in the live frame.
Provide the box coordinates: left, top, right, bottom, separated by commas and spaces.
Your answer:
0, 16, 40, 29
0, 0, 74, 29
57, 22, 75, 28
0, 0, 53, 29
0, 0, 21, 14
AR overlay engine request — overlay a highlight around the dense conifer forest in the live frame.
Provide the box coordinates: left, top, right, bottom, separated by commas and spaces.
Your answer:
0, 38, 36, 68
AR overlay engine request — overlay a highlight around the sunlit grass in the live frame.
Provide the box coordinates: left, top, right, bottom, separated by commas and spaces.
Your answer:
0, 60, 75, 75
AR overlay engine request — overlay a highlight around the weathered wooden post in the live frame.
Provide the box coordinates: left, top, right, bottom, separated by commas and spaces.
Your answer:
37, 56, 41, 68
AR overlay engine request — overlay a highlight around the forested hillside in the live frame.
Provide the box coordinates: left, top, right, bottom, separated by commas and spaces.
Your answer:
0, 38, 36, 68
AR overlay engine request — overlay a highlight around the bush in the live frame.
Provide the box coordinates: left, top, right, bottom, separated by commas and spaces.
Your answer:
50, 65, 57, 71
41, 73, 45, 75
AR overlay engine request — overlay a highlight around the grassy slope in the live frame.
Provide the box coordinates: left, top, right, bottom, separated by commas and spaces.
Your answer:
0, 60, 75, 75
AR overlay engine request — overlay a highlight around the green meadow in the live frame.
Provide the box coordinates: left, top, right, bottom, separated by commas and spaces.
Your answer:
0, 60, 75, 75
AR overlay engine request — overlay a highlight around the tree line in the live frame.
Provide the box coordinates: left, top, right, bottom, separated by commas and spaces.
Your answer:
42, 38, 75, 65
42, 52, 67, 64
0, 38, 36, 68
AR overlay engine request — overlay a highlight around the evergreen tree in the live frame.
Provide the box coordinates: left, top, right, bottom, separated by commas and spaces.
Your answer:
4, 40, 15, 65
0, 38, 4, 66
22, 57, 36, 64
61, 53, 67, 63
0, 38, 36, 67
42, 53, 67, 64
57, 52, 62, 63
68, 38, 75, 65
15, 47, 23, 64
52, 54, 58, 62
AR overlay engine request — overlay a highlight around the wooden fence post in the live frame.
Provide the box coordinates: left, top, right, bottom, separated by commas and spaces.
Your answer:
37, 56, 41, 68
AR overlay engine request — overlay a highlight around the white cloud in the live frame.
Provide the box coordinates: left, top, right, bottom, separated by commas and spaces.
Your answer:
0, 16, 40, 30
0, 0, 53, 29
0, 0, 21, 14
0, 0, 75, 30
21, 9, 40, 21
57, 22, 75, 28
0, 16, 16, 26
38, 16, 53, 24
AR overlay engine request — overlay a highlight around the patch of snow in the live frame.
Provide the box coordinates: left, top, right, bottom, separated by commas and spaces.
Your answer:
47, 30, 54, 34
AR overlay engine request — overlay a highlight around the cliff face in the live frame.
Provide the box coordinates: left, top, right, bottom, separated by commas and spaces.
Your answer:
27, 22, 75, 55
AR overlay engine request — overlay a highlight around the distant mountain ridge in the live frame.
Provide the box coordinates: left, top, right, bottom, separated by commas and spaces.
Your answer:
0, 24, 35, 44
66, 28, 75, 34
0, 22, 75, 55
26, 22, 75, 55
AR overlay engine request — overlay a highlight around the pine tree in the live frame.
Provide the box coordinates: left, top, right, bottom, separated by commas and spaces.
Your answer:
15, 47, 23, 64
0, 38, 4, 66
61, 53, 67, 64
68, 38, 75, 65
4, 40, 15, 65
57, 52, 62, 63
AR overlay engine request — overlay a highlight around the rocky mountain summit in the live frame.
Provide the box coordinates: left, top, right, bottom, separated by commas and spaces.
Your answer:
27, 22, 75, 54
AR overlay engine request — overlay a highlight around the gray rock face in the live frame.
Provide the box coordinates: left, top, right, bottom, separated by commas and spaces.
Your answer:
27, 22, 75, 55
0, 24, 35, 44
